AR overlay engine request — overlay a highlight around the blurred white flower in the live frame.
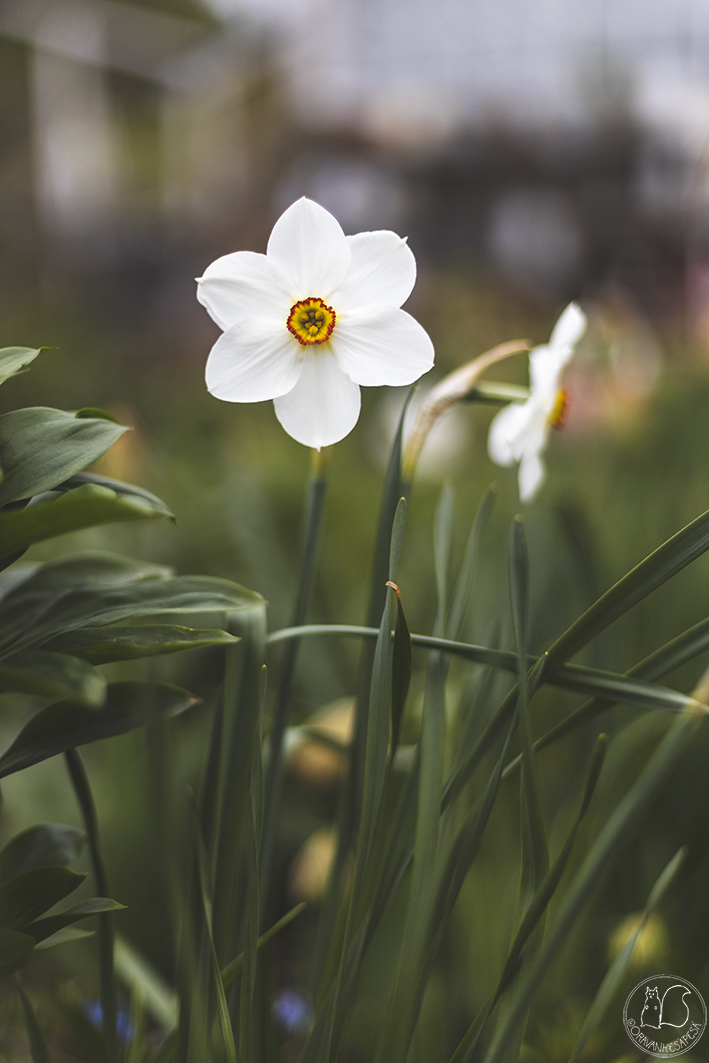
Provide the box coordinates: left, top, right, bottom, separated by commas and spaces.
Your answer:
197, 197, 434, 449
487, 302, 587, 501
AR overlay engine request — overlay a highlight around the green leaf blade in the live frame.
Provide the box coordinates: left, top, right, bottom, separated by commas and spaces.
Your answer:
0, 681, 200, 779
0, 927, 35, 977
0, 407, 128, 506
0, 649, 106, 704
0, 866, 86, 930
0, 347, 42, 387
41, 624, 238, 663
0, 824, 86, 886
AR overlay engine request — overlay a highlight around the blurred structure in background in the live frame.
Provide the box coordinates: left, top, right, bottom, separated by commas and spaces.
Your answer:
2, 0, 709, 338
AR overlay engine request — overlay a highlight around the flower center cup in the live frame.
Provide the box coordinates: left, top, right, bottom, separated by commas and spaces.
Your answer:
286, 297, 337, 346
549, 388, 569, 430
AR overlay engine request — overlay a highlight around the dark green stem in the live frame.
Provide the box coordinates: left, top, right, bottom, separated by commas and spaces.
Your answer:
259, 454, 328, 915
65, 748, 118, 1063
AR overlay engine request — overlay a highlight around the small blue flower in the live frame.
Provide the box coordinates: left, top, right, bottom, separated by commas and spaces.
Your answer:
272, 989, 313, 1034
81, 999, 134, 1044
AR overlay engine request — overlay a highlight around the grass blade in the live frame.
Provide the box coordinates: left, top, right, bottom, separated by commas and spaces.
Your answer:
64, 748, 118, 1063
260, 453, 328, 919
14, 977, 50, 1063
567, 845, 687, 1063
545, 506, 709, 671
482, 710, 702, 1063
239, 666, 266, 1063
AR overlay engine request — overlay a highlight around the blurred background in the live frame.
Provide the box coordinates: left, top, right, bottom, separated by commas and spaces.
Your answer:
4, 0, 709, 1059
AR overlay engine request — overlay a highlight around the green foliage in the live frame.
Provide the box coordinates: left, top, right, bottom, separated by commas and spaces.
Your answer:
4, 341, 709, 1063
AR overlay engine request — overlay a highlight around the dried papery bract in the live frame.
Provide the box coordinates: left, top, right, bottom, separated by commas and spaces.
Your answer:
402, 338, 530, 481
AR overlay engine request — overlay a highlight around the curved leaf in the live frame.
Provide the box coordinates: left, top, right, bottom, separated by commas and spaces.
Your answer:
25, 896, 127, 944
0, 681, 200, 778
42, 624, 238, 663
0, 825, 87, 886
34, 926, 94, 950
0, 650, 106, 705
0, 927, 35, 977
55, 472, 173, 519
0, 347, 42, 387
0, 408, 127, 506
0, 553, 262, 654
0, 484, 167, 562
0, 866, 86, 929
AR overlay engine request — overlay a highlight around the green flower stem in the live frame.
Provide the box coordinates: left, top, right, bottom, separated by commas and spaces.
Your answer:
65, 748, 118, 1063
259, 449, 329, 914
463, 381, 531, 405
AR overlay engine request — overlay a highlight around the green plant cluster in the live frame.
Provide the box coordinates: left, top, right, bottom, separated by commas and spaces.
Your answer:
3, 344, 709, 1063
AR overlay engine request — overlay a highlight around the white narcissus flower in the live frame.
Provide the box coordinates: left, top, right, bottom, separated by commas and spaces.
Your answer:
196, 197, 435, 449
487, 302, 587, 502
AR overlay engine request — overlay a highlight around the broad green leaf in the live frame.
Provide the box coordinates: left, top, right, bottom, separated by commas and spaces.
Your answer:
55, 471, 173, 519
0, 347, 42, 387
0, 824, 86, 886
41, 624, 238, 663
15, 976, 51, 1063
0, 681, 200, 778
0, 649, 106, 705
34, 926, 94, 949
0, 484, 167, 562
0, 407, 127, 506
0, 927, 35, 977
0, 553, 262, 655
0, 866, 86, 929
0, 562, 40, 602
74, 408, 119, 423
568, 846, 687, 1063
25, 896, 127, 944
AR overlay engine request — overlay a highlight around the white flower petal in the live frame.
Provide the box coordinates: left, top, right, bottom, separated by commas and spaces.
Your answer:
266, 198, 351, 297
529, 344, 564, 397
519, 451, 545, 502
205, 322, 303, 402
273, 352, 361, 448
488, 401, 537, 466
197, 251, 290, 331
549, 302, 587, 352
330, 307, 434, 387
330, 231, 416, 312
